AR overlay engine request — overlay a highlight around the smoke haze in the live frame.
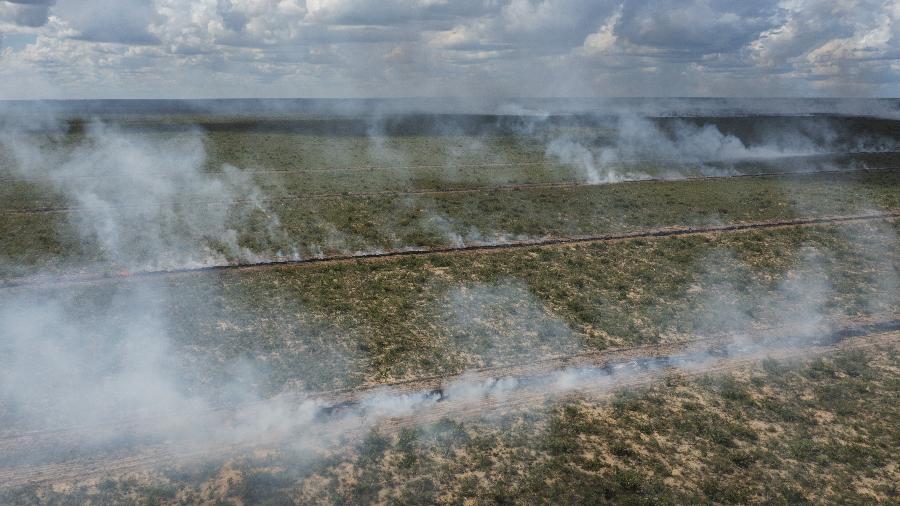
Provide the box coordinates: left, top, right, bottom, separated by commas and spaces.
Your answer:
0, 100, 897, 492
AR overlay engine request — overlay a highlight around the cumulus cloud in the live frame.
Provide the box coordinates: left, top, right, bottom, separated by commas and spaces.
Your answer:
54, 0, 160, 44
0, 0, 897, 97
615, 1, 782, 55
305, 0, 491, 26
0, 0, 55, 28
747, 0, 898, 92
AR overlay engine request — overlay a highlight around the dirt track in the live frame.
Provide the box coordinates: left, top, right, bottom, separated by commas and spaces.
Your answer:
0, 318, 896, 489
3, 165, 898, 215
3, 210, 898, 290
4, 152, 897, 181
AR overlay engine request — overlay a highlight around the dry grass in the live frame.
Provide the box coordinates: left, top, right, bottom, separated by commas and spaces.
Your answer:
5, 344, 896, 505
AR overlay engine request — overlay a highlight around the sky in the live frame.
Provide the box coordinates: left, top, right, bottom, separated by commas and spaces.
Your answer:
0, 0, 898, 99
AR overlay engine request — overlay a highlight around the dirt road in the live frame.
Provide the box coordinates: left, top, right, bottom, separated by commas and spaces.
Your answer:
1, 318, 896, 489
3, 211, 898, 289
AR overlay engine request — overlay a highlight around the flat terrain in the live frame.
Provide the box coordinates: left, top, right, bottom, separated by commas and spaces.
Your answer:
2, 113, 899, 278
2, 333, 897, 504
2, 162, 899, 278
0, 111, 898, 504
1, 219, 897, 399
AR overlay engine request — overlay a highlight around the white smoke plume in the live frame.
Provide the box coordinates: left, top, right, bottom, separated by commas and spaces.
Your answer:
0, 284, 209, 432
0, 228, 895, 482
439, 281, 581, 366
1, 121, 296, 272
838, 219, 900, 316
0, 102, 897, 490
542, 111, 899, 183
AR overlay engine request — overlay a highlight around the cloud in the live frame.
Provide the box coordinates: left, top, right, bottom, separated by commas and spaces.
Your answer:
0, 0, 898, 98
305, 0, 491, 26
583, 7, 620, 55
53, 0, 160, 44
745, 0, 898, 93
0, 0, 54, 27
615, 1, 782, 55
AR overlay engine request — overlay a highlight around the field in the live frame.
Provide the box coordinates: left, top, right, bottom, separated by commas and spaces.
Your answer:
0, 104, 898, 504
11, 343, 893, 505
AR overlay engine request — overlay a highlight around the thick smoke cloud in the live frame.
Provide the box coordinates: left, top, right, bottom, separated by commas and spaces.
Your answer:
0, 102, 897, 487
1, 121, 296, 272
541, 111, 899, 183
2, 246, 880, 460
0, 284, 205, 430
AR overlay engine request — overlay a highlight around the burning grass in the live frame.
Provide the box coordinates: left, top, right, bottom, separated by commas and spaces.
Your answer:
5, 343, 896, 504
2, 110, 899, 504
3, 221, 897, 401
1, 169, 898, 279
1, 112, 899, 278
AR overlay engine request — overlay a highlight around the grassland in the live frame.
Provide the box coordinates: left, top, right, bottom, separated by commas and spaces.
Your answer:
2, 169, 899, 278
2, 129, 898, 207
2, 113, 899, 278
3, 220, 896, 409
1, 113, 898, 503
4, 343, 896, 505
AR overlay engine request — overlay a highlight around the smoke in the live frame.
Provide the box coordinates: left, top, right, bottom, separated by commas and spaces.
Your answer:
0, 121, 297, 272
682, 247, 833, 340
404, 201, 484, 249
541, 111, 900, 183
0, 278, 351, 451
837, 219, 900, 316
0, 266, 789, 467
678, 248, 838, 370
365, 115, 410, 169
439, 281, 581, 367
0, 101, 898, 491
0, 278, 540, 456
609, 114, 822, 162
0, 284, 208, 432
0, 113, 340, 458
1, 224, 896, 484
284, 240, 897, 448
